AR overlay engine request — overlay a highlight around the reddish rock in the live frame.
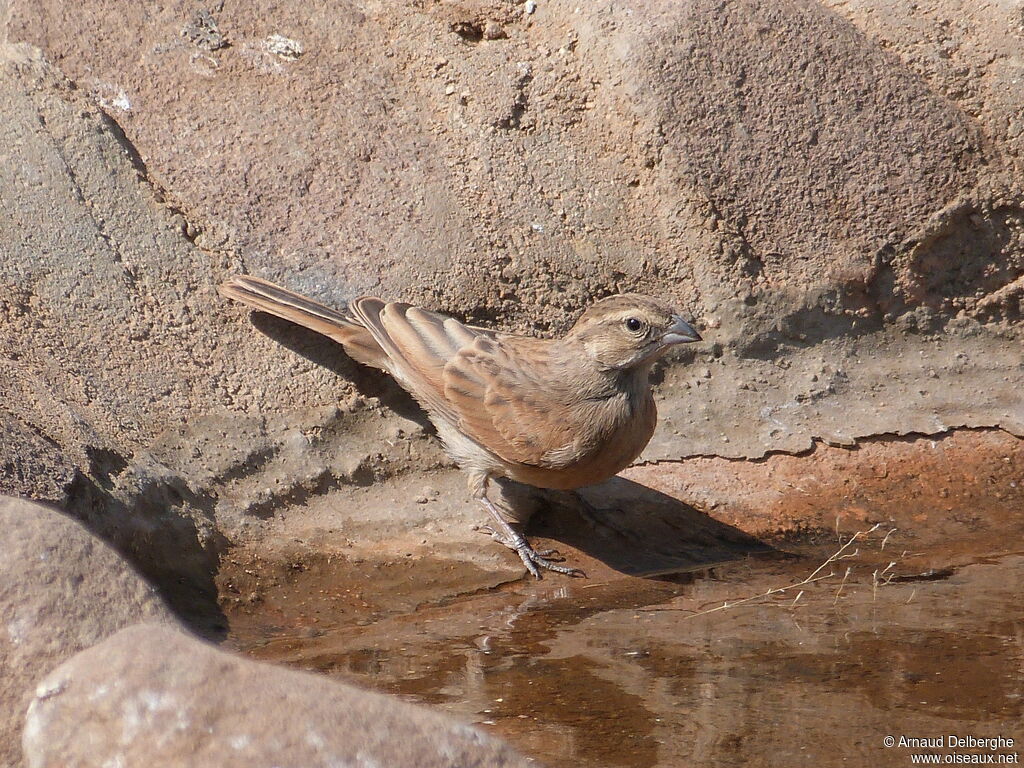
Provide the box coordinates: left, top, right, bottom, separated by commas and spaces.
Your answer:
626, 428, 1024, 567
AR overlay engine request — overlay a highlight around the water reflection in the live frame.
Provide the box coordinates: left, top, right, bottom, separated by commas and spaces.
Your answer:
233, 548, 1023, 767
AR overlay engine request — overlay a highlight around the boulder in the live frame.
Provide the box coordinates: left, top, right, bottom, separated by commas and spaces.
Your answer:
0, 496, 174, 768
23, 623, 533, 768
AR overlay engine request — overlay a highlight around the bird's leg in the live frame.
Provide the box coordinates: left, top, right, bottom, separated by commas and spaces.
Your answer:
479, 493, 584, 578
572, 489, 607, 530
471, 474, 584, 578
568, 489, 639, 541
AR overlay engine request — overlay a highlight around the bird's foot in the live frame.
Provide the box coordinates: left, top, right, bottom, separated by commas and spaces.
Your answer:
473, 525, 559, 556
472, 525, 585, 579
515, 544, 586, 579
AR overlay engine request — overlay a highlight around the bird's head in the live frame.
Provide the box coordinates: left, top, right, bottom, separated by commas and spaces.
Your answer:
567, 294, 702, 371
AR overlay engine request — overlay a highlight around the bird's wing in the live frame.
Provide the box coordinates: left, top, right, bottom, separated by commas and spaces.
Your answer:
351, 299, 577, 467
350, 297, 497, 426
442, 337, 581, 468
218, 276, 388, 371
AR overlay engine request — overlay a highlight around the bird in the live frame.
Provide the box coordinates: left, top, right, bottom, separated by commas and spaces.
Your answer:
218, 275, 702, 577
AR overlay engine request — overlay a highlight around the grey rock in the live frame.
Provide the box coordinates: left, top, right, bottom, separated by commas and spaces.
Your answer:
23, 623, 533, 768
0, 496, 174, 768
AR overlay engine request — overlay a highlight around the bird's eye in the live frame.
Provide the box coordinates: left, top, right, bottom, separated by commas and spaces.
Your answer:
625, 317, 644, 333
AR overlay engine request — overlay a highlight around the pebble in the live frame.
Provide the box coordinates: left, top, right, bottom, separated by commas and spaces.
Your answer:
524, 1, 537, 14
265, 34, 304, 60
415, 486, 439, 504
483, 21, 506, 40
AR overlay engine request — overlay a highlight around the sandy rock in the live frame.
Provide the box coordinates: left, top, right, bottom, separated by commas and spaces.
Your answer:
822, 0, 1024, 176
0, 2, 1021, 603
0, 496, 174, 768
0, 46, 502, 615
0, 0, 1012, 328
2, 0, 987, 320
23, 623, 533, 768
3, 1, 1019, 462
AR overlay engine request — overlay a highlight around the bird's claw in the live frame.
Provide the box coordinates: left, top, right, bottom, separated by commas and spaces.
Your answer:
473, 526, 583, 577
515, 545, 586, 579
473, 524, 500, 539
472, 525, 557, 557
474, 492, 586, 579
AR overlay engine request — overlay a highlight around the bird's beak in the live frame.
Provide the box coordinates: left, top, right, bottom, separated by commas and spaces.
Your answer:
663, 315, 702, 344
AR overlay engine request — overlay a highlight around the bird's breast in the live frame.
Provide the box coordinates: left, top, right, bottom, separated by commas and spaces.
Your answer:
507, 388, 657, 490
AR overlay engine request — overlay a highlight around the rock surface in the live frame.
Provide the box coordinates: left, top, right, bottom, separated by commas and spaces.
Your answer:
0, 496, 174, 768
3, 0, 1021, 460
0, 0, 1020, 625
0, 6, 1020, 764
627, 427, 1024, 549
23, 623, 533, 768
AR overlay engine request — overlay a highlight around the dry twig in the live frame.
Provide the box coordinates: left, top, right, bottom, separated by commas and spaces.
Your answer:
646, 523, 887, 618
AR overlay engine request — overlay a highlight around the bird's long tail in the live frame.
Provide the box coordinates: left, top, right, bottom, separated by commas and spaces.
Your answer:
218, 275, 388, 371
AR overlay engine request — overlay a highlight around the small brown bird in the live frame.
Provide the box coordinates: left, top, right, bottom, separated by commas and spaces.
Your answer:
219, 275, 702, 577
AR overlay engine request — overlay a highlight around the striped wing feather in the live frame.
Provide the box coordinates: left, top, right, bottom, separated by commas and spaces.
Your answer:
350, 298, 482, 427
350, 299, 575, 467
442, 337, 579, 468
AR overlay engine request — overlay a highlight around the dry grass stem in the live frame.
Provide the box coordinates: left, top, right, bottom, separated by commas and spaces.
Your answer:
647, 523, 895, 618
833, 566, 852, 606
880, 528, 897, 551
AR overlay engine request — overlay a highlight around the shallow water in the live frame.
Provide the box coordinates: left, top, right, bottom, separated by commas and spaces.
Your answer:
227, 524, 1024, 767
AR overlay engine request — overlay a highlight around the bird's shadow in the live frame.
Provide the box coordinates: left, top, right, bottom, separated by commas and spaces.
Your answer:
531, 477, 777, 577
250, 312, 433, 431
